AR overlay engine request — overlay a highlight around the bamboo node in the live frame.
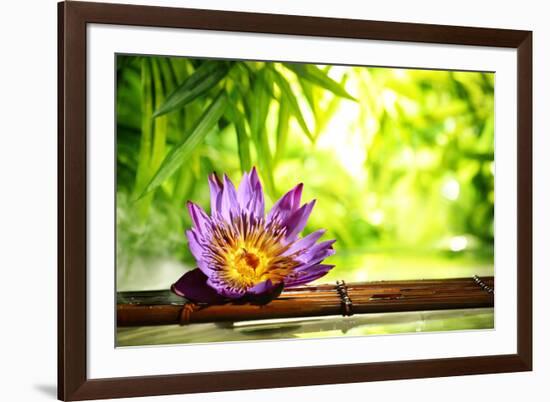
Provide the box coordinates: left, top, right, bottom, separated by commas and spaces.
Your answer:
336, 280, 354, 316
179, 303, 198, 325
473, 275, 494, 294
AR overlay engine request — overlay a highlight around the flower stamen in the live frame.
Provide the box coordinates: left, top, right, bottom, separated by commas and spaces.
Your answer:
204, 214, 301, 293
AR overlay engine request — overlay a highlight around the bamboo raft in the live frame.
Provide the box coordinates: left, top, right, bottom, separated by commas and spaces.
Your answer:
117, 276, 494, 327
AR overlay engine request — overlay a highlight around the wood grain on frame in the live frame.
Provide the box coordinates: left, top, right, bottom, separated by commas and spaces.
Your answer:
58, 1, 532, 400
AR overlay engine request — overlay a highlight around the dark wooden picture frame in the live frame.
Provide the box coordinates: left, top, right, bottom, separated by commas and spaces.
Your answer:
58, 1, 532, 400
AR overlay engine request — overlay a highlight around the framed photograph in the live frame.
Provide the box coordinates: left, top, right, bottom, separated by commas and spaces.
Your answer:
58, 1, 532, 400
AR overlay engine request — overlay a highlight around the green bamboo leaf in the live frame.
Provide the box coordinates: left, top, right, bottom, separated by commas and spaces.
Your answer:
248, 75, 276, 197
169, 57, 191, 84
131, 58, 157, 220
158, 58, 186, 143
133, 58, 153, 198
225, 94, 251, 173
314, 75, 348, 139
158, 58, 177, 92
173, 167, 195, 204
270, 68, 313, 142
140, 92, 228, 197
284, 63, 357, 101
298, 77, 317, 117
315, 91, 343, 139
150, 59, 167, 172
249, 74, 272, 143
153, 61, 230, 118
235, 121, 252, 173
275, 101, 290, 162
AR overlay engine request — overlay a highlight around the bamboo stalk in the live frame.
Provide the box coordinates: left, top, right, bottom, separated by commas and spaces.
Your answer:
117, 276, 494, 327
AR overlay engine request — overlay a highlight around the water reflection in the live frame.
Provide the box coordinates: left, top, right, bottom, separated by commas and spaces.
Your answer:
117, 308, 493, 347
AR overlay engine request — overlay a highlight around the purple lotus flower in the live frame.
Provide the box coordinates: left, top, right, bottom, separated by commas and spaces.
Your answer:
171, 167, 336, 304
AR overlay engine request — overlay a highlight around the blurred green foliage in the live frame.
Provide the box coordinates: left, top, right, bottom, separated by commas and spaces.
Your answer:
116, 55, 494, 286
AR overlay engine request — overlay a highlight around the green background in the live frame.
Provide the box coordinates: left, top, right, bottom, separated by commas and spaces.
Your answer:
116, 55, 494, 292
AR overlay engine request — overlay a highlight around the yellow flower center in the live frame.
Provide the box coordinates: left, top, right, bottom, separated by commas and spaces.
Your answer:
206, 215, 300, 293
227, 247, 269, 288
